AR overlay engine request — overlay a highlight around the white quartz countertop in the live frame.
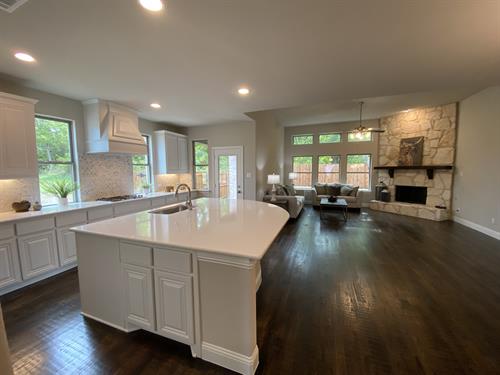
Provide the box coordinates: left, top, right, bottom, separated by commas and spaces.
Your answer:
0, 191, 200, 224
72, 198, 289, 260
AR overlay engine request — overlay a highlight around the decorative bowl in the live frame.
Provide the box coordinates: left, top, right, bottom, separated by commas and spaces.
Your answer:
12, 200, 31, 212
328, 196, 337, 202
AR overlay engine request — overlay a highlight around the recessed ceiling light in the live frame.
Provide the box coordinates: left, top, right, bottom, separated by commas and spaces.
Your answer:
139, 0, 164, 12
150, 103, 161, 109
14, 52, 36, 62
238, 87, 250, 96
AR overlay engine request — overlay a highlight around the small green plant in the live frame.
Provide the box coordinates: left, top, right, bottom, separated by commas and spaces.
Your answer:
40, 179, 78, 198
142, 183, 151, 189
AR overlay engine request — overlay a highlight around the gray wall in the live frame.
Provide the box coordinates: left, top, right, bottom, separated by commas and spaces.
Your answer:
187, 121, 256, 200
284, 120, 379, 203
250, 111, 284, 200
454, 86, 500, 235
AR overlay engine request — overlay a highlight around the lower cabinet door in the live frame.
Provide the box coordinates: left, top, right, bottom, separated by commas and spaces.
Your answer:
154, 270, 194, 344
56, 227, 79, 266
18, 231, 59, 280
123, 264, 155, 330
0, 239, 21, 289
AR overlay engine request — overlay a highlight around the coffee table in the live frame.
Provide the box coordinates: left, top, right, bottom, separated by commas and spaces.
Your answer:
320, 197, 348, 221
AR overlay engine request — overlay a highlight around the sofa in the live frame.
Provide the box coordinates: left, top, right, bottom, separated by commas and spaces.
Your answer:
312, 183, 361, 208
262, 184, 304, 219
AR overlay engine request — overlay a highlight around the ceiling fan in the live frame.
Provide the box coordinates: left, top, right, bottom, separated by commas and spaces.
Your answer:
347, 101, 385, 138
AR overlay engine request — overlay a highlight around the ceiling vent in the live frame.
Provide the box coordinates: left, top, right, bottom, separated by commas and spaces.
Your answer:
0, 0, 29, 13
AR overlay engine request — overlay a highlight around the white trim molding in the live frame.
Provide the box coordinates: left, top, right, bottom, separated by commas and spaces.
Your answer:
453, 216, 500, 241
202, 342, 259, 375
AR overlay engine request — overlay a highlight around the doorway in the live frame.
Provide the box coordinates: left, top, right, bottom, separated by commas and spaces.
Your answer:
212, 146, 244, 199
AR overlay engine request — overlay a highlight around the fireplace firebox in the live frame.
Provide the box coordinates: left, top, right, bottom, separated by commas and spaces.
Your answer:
395, 185, 427, 205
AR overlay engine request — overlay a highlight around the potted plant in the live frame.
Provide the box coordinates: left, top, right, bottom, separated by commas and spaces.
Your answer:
40, 179, 78, 205
142, 183, 152, 194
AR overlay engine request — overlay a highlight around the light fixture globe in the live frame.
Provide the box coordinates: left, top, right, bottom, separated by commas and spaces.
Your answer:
139, 0, 164, 12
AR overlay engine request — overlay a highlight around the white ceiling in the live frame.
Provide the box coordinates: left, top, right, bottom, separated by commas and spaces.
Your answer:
269, 88, 480, 127
0, 0, 499, 126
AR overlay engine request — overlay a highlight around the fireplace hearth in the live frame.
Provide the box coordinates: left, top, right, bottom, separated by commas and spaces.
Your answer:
395, 185, 427, 205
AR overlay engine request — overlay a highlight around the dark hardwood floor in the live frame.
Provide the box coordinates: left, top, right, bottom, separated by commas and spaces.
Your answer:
2, 207, 500, 374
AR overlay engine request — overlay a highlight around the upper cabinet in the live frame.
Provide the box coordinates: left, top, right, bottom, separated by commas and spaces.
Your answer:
154, 131, 189, 174
83, 99, 147, 154
0, 92, 38, 179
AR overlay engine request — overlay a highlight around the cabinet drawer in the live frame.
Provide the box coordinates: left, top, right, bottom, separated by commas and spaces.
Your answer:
0, 224, 15, 240
154, 248, 192, 274
16, 217, 55, 236
56, 210, 87, 227
114, 200, 151, 217
87, 206, 114, 222
120, 242, 153, 267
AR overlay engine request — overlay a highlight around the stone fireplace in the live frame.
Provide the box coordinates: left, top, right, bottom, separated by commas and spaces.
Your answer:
370, 103, 456, 221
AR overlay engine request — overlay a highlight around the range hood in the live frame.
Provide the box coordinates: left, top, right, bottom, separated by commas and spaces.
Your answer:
83, 99, 147, 154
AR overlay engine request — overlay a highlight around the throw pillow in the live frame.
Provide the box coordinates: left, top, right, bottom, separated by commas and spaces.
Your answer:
350, 186, 359, 197
315, 183, 328, 195
275, 184, 288, 196
327, 183, 342, 196
340, 185, 354, 196
285, 184, 296, 196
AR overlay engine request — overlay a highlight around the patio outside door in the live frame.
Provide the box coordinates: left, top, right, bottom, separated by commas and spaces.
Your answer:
213, 146, 243, 199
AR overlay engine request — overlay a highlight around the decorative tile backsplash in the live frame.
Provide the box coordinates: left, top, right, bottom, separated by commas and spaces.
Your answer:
0, 153, 193, 212
0, 177, 40, 212
78, 154, 133, 200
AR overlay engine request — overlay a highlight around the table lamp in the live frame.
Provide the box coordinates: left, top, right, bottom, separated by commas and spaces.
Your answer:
267, 174, 280, 202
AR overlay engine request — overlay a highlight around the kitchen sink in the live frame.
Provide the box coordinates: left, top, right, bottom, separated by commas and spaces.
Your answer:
150, 203, 193, 215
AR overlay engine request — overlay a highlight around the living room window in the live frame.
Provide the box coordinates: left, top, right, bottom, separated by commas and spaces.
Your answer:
292, 135, 313, 145
348, 132, 372, 142
35, 115, 78, 206
319, 133, 341, 144
292, 156, 313, 187
193, 140, 209, 190
318, 155, 340, 183
132, 135, 152, 193
346, 154, 371, 189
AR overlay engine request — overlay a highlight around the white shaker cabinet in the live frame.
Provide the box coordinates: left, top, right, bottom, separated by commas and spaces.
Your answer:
154, 130, 189, 174
123, 264, 155, 330
0, 92, 38, 179
0, 239, 21, 289
18, 231, 59, 280
154, 269, 194, 345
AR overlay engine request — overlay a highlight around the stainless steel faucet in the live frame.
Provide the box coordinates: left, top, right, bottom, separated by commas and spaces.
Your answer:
175, 183, 193, 210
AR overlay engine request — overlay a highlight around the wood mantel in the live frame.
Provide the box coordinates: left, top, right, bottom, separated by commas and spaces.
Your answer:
374, 165, 453, 179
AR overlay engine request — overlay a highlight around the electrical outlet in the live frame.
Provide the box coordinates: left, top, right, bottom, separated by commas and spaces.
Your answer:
492, 217, 496, 225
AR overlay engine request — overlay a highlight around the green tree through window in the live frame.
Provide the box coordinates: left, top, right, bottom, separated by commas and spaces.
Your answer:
319, 133, 341, 144
292, 135, 313, 145
193, 140, 209, 190
35, 116, 77, 205
132, 135, 152, 193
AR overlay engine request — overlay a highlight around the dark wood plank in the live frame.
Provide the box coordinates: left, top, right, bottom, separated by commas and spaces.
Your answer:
2, 207, 500, 374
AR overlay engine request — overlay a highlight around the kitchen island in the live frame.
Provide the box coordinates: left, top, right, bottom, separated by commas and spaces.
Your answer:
72, 198, 289, 375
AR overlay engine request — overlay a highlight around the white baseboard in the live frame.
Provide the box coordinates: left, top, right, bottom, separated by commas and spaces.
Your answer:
453, 216, 500, 240
202, 342, 259, 375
